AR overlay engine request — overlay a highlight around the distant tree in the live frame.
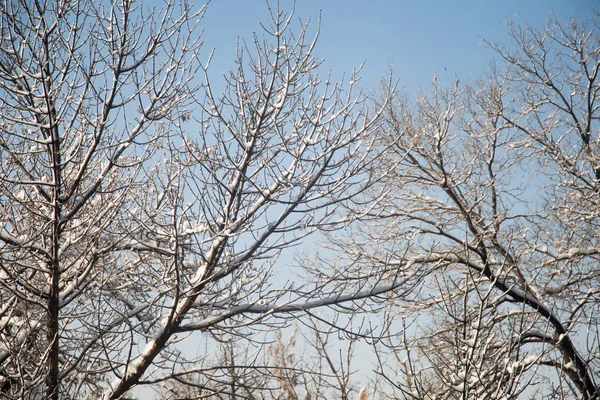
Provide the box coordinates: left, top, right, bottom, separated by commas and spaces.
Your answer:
318, 15, 600, 399
157, 323, 366, 400
0, 0, 387, 398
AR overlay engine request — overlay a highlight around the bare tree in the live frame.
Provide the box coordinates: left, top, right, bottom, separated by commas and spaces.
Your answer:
319, 15, 600, 400
155, 332, 300, 400
0, 0, 387, 398
156, 324, 367, 400
0, 0, 205, 397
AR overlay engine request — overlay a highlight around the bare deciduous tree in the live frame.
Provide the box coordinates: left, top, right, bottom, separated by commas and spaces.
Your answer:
156, 325, 367, 400
320, 15, 600, 400
0, 1, 387, 398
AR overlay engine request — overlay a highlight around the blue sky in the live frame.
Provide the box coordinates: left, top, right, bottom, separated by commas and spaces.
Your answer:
198, 0, 597, 93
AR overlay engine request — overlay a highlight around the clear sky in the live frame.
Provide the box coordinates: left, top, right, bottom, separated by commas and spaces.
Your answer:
198, 0, 598, 94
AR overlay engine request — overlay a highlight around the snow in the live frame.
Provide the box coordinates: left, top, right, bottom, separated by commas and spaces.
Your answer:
0, 319, 41, 364
272, 92, 286, 109
564, 361, 575, 370
522, 355, 540, 365
124, 357, 144, 378
452, 383, 465, 391
15, 189, 26, 201
180, 278, 415, 332
180, 220, 192, 233
194, 296, 207, 306
506, 285, 552, 316
190, 262, 207, 286
104, 324, 167, 397
508, 354, 542, 374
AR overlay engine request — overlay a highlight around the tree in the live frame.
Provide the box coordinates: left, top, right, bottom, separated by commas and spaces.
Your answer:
0, 1, 387, 398
321, 15, 600, 399
155, 332, 300, 400
155, 327, 359, 400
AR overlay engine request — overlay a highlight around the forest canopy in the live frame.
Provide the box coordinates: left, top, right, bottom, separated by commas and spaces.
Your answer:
0, 1, 598, 399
